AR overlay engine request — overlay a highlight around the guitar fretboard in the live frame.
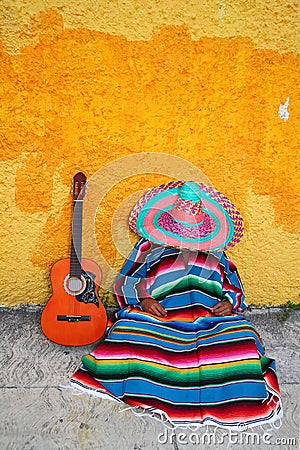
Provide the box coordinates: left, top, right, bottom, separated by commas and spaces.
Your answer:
70, 200, 83, 277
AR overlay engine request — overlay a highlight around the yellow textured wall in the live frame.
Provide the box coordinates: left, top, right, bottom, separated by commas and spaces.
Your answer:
0, 1, 299, 307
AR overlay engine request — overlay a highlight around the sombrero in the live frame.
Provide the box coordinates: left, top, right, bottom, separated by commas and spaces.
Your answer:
129, 180, 244, 251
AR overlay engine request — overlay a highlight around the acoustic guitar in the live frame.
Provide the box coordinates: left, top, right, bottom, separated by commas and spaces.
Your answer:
41, 172, 107, 346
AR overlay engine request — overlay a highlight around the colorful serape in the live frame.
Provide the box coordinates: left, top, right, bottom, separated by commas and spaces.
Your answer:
71, 239, 282, 430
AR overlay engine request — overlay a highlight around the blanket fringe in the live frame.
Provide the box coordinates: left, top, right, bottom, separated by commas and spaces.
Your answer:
66, 381, 283, 438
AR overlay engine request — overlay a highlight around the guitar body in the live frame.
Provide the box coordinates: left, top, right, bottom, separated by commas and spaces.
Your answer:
41, 257, 107, 346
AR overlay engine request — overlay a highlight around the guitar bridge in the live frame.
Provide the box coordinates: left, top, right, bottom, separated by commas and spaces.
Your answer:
57, 315, 91, 322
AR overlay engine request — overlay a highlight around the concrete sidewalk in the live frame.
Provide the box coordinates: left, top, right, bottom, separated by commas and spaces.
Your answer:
0, 306, 299, 450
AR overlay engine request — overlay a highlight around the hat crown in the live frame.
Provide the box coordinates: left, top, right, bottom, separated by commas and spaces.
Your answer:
171, 182, 204, 224
179, 182, 202, 203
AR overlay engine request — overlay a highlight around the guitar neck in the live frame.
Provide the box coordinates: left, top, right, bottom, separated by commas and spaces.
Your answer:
70, 200, 83, 277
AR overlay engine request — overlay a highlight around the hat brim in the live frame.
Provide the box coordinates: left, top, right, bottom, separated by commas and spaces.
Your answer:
129, 181, 244, 251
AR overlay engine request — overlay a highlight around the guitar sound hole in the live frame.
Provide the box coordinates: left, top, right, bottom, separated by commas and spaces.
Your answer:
64, 275, 86, 296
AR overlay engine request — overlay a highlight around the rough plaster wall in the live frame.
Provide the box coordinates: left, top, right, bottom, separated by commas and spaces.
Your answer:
0, 2, 299, 306
1, 0, 299, 53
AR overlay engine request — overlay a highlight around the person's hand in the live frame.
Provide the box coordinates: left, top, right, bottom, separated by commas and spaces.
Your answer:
140, 298, 167, 318
212, 300, 233, 316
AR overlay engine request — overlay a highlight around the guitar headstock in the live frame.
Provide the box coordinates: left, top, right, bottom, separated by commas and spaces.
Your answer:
72, 172, 87, 200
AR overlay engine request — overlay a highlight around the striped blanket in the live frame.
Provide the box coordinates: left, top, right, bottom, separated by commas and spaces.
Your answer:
71, 239, 282, 429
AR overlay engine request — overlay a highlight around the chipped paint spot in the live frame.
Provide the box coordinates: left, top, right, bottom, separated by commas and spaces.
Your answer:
219, 1, 227, 24
278, 97, 290, 121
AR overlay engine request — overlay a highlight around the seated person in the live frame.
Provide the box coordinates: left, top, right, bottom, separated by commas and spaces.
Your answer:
72, 180, 282, 430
